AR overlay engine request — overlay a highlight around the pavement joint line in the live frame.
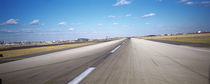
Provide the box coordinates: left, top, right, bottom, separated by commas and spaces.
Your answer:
67, 67, 96, 84
110, 45, 121, 53
177, 46, 210, 53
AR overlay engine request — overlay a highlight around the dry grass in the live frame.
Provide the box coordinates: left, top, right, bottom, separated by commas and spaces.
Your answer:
0, 42, 94, 59
137, 33, 210, 45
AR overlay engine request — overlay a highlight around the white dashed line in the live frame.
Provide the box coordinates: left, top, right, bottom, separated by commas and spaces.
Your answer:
68, 67, 96, 84
110, 45, 121, 53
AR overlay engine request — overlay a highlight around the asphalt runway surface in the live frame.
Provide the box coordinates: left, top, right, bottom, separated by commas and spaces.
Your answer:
0, 38, 210, 84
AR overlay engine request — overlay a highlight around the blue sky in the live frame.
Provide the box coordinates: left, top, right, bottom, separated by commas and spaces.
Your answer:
0, 0, 210, 42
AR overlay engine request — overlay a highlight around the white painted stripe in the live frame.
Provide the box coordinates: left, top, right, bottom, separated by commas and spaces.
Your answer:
68, 67, 96, 84
110, 45, 121, 53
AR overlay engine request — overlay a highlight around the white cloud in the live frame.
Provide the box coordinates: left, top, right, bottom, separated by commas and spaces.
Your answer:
145, 23, 151, 25
125, 14, 132, 17
29, 19, 39, 25
0, 29, 34, 33
68, 28, 74, 31
108, 15, 116, 18
184, 1, 210, 6
97, 24, 103, 26
58, 22, 67, 26
0, 29, 19, 33
113, 0, 131, 6
108, 15, 121, 18
76, 32, 87, 34
113, 23, 119, 25
0, 19, 18, 25
200, 1, 210, 4
180, 0, 187, 2
200, 1, 210, 6
186, 2, 194, 5
142, 13, 156, 18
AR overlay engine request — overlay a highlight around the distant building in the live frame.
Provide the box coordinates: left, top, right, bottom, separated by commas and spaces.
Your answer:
175, 33, 183, 35
77, 38, 89, 42
147, 35, 156, 37
163, 34, 171, 36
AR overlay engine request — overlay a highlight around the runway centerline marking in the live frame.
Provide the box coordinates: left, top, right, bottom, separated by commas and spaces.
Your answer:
110, 45, 121, 53
67, 67, 96, 84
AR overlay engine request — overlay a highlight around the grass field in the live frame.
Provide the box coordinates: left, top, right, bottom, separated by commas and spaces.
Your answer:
137, 33, 210, 45
0, 42, 94, 59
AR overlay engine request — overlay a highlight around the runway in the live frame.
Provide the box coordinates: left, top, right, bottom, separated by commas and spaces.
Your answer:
0, 38, 210, 84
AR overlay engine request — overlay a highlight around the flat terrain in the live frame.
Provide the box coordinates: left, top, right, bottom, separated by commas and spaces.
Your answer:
137, 33, 210, 46
0, 42, 93, 59
0, 38, 210, 84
